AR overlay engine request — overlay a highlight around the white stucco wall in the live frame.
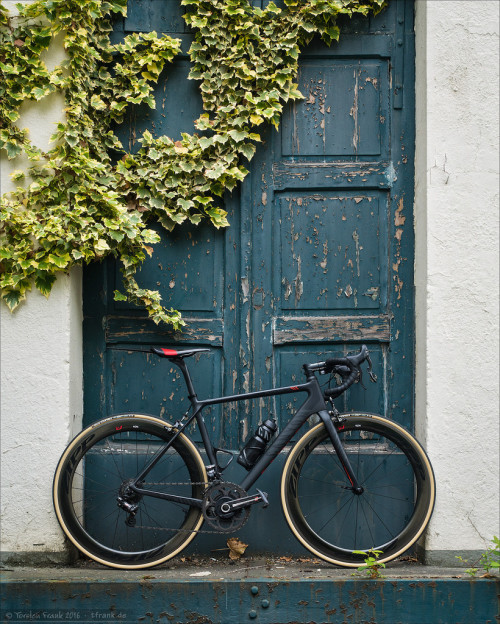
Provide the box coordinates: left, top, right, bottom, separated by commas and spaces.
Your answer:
0, 2, 83, 561
0, 0, 498, 563
415, 0, 499, 562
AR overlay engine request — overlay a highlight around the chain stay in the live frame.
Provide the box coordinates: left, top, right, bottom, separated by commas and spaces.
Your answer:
132, 480, 248, 535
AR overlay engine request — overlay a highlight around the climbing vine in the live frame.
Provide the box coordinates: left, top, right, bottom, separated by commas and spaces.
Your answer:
0, 0, 385, 327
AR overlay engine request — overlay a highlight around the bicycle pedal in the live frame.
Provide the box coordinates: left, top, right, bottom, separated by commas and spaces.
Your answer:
256, 489, 269, 508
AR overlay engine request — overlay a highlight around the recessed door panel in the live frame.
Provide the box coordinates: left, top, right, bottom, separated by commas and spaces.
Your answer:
277, 193, 385, 312
281, 60, 387, 158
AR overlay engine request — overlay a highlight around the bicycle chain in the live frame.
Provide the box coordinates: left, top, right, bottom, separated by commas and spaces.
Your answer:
133, 481, 247, 535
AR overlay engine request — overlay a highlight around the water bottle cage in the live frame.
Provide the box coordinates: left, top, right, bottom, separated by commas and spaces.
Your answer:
237, 419, 277, 470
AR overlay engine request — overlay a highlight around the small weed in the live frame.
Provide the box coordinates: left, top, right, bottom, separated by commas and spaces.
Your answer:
455, 536, 500, 578
352, 548, 386, 579
455, 555, 478, 577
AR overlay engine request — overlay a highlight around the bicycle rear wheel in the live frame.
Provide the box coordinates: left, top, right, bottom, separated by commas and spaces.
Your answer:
281, 413, 435, 566
53, 414, 206, 569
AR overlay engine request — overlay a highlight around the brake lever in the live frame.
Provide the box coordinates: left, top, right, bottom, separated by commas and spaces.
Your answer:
366, 353, 377, 383
357, 366, 366, 389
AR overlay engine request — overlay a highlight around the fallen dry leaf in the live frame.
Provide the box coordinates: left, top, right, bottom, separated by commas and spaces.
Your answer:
227, 537, 248, 560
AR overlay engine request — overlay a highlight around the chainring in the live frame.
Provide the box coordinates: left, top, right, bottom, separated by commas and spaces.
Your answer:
202, 482, 250, 533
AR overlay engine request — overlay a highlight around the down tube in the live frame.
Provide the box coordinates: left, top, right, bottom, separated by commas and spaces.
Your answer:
240, 391, 325, 492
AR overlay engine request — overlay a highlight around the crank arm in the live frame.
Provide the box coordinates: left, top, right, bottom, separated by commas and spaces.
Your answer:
220, 489, 269, 514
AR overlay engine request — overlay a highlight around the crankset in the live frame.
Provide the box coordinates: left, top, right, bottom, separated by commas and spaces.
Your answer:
202, 482, 269, 533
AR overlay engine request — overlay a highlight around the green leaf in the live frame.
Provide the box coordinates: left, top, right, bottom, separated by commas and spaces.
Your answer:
35, 273, 56, 298
95, 239, 110, 253
5, 142, 22, 159
48, 253, 70, 268
2, 290, 23, 312
113, 290, 128, 302
228, 129, 247, 143
239, 142, 256, 161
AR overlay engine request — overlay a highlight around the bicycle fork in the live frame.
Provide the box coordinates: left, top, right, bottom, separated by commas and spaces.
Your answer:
318, 410, 364, 495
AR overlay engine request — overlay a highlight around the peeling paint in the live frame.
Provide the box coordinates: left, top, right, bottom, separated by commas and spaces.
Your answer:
352, 230, 361, 277
241, 277, 249, 302
319, 241, 328, 271
364, 286, 380, 300
294, 255, 303, 306
282, 278, 292, 301
395, 198, 406, 226
349, 69, 360, 152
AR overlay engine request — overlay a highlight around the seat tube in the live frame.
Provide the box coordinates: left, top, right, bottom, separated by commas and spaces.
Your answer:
318, 410, 364, 494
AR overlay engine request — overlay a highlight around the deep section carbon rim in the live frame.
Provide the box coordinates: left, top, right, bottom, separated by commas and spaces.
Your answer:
53, 415, 206, 568
282, 414, 435, 566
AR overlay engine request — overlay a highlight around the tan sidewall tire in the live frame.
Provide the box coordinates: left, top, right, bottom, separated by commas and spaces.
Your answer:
53, 414, 207, 570
280, 413, 435, 567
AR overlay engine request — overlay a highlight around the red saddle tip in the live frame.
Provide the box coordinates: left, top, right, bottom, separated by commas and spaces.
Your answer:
161, 348, 178, 356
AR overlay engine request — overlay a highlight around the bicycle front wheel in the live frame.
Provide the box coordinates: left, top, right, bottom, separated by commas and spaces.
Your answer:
281, 413, 435, 567
53, 414, 207, 569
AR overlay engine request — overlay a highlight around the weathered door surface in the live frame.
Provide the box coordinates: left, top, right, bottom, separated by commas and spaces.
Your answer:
83, 0, 415, 550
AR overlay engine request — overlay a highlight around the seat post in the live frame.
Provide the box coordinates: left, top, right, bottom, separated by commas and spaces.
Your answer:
175, 358, 198, 401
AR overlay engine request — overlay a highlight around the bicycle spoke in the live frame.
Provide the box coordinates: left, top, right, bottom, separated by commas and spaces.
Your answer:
359, 497, 376, 547
363, 491, 412, 504
298, 475, 348, 490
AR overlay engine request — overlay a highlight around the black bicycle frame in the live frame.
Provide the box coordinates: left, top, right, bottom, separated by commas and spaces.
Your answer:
130, 358, 363, 506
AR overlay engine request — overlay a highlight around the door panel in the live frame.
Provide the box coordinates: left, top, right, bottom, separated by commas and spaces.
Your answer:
276, 193, 386, 312
281, 60, 388, 158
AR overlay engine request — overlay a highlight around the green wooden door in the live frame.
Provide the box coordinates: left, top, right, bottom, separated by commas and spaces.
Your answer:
83, 0, 415, 552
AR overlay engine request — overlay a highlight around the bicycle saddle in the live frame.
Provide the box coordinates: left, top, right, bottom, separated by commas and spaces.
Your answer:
151, 347, 210, 359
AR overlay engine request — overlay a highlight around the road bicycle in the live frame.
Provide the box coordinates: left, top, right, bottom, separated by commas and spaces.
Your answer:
53, 344, 435, 570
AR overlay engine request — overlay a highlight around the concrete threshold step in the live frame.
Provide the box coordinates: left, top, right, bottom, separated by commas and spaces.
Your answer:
1, 559, 499, 624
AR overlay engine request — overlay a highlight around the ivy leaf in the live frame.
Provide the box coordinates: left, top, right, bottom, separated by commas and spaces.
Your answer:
34, 273, 56, 298
178, 198, 194, 211
239, 142, 256, 161
250, 113, 263, 126
228, 129, 247, 143
199, 137, 214, 150
205, 163, 226, 179
2, 290, 23, 311
91, 95, 107, 110
95, 239, 110, 254
65, 134, 79, 148
5, 142, 22, 159
48, 253, 71, 268
113, 290, 128, 301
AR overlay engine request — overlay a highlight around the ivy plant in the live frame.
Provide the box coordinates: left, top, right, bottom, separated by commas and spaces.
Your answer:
0, 0, 385, 327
